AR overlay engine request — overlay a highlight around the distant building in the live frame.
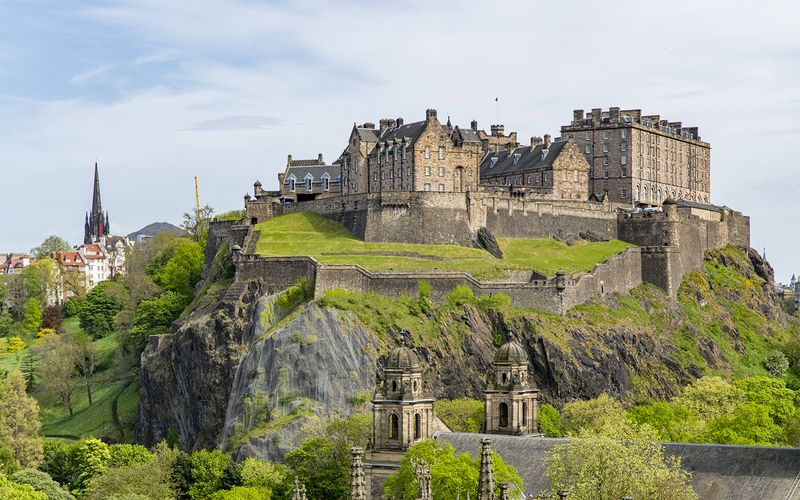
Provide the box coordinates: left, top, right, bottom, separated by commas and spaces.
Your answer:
76, 243, 111, 289
0, 254, 35, 275
277, 154, 341, 203
84, 162, 111, 244
560, 107, 711, 205
54, 251, 87, 302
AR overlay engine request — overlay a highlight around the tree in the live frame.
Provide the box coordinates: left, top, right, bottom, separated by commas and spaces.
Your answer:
39, 441, 79, 489
239, 458, 290, 496
209, 486, 272, 499
285, 437, 348, 500
30, 236, 71, 260
182, 205, 215, 244
21, 299, 42, 336
0, 371, 44, 472
672, 376, 744, 422
383, 439, 524, 500
21, 260, 58, 307
434, 398, 484, 433
40, 306, 64, 334
34, 335, 79, 416
560, 393, 627, 436
9, 469, 74, 500
151, 240, 204, 300
700, 402, 782, 445
538, 403, 563, 437
127, 291, 188, 351
0, 473, 47, 499
71, 439, 112, 494
544, 420, 696, 500
71, 332, 98, 406
85, 442, 176, 500
627, 402, 700, 443
19, 350, 36, 393
78, 281, 123, 339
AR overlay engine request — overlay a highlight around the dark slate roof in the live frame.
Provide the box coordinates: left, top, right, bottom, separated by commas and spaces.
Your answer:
288, 159, 325, 167
377, 120, 427, 145
454, 127, 481, 143
676, 199, 723, 213
480, 141, 568, 178
437, 433, 800, 500
356, 127, 379, 142
284, 165, 340, 181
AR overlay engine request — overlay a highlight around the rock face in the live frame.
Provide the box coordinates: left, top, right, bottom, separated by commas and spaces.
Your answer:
475, 227, 503, 259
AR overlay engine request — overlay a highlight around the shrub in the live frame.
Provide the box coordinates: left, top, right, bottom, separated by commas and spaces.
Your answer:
108, 444, 154, 468
62, 297, 85, 318
209, 486, 272, 500
71, 439, 111, 492
0, 472, 47, 499
765, 352, 790, 376
239, 458, 290, 494
434, 398, 484, 433
538, 404, 563, 437
446, 286, 475, 307
39, 441, 79, 488
10, 469, 74, 500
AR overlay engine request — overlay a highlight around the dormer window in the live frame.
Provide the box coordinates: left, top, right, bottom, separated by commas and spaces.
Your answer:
305, 175, 313, 191
322, 174, 331, 191
490, 157, 498, 168
513, 153, 521, 165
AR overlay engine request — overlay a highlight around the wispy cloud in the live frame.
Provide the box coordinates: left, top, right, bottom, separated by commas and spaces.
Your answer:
70, 64, 113, 85
133, 48, 180, 65
187, 115, 282, 131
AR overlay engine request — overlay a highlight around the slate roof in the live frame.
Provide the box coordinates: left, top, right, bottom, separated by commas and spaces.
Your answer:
437, 433, 800, 500
376, 120, 427, 145
284, 165, 341, 181
454, 126, 481, 143
288, 159, 325, 167
480, 141, 568, 178
676, 199, 723, 213
355, 127, 379, 142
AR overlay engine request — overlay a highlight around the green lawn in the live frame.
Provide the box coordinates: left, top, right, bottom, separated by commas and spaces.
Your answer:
255, 212, 632, 278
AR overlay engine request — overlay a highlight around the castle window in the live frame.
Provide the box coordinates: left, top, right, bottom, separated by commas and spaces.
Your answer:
438, 184, 445, 192
621, 189, 628, 199
621, 155, 627, 165
603, 157, 609, 166
323, 176, 330, 191
522, 402, 528, 427
621, 142, 627, 152
414, 413, 421, 439
438, 146, 445, 160
563, 170, 568, 182
403, 147, 407, 160
306, 178, 312, 191
425, 166, 431, 176
585, 145, 591, 154
499, 402, 509, 428
438, 167, 445, 177
289, 179, 296, 192
603, 131, 609, 140
574, 170, 579, 182
603, 143, 609, 153
585, 131, 591, 140
621, 129, 627, 139
604, 171, 609, 179
621, 168, 627, 177
389, 414, 399, 440
424, 183, 431, 191
392, 380, 397, 392
425, 146, 430, 159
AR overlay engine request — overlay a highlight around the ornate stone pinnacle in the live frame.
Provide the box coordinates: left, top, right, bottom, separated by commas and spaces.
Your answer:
349, 447, 367, 500
412, 457, 432, 500
478, 437, 495, 500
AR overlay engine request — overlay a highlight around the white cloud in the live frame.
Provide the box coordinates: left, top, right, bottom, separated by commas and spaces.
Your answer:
70, 64, 114, 85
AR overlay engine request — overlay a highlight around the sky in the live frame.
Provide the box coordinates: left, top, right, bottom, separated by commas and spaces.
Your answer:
1, 0, 799, 282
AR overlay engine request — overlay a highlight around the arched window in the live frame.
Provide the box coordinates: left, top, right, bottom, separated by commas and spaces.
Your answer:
501, 372, 507, 384
391, 380, 397, 392
499, 402, 509, 428
389, 414, 399, 440
306, 177, 313, 191
323, 176, 330, 191
522, 402, 528, 427
413, 380, 417, 392
414, 413, 421, 439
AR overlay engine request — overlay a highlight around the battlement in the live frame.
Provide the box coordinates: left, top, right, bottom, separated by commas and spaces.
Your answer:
566, 107, 706, 143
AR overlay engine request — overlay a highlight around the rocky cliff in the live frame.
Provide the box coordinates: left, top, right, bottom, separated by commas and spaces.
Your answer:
136, 244, 796, 457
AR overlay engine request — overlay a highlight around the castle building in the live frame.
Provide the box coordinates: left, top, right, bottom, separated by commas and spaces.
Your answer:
277, 154, 341, 203
84, 162, 110, 244
560, 107, 711, 205
479, 134, 590, 200
339, 124, 379, 196
484, 339, 540, 436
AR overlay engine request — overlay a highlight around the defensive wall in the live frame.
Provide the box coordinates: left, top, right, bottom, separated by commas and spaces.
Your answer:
229, 189, 751, 311
231, 246, 644, 315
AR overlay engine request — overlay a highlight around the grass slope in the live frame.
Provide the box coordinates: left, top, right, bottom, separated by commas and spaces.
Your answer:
256, 212, 631, 278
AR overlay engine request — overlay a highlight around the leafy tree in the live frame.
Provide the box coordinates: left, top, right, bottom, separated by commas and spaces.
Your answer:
71, 439, 111, 494
108, 444, 154, 468
734, 376, 798, 425
21, 299, 42, 336
151, 240, 204, 300
127, 291, 188, 351
672, 376, 744, 422
79, 281, 123, 339
85, 442, 177, 500
62, 297, 85, 318
20, 260, 58, 308
70, 332, 98, 406
30, 236, 71, 260
209, 486, 272, 499
40, 306, 64, 334
627, 402, 700, 443
39, 441, 79, 488
19, 349, 36, 392
538, 403, 563, 437
383, 439, 523, 500
34, 334, 79, 416
701, 402, 782, 445
239, 458, 290, 496
9, 469, 74, 500
182, 205, 215, 244
0, 472, 47, 499
435, 398, 484, 432
560, 393, 627, 436
0, 311, 13, 336
285, 437, 348, 500
170, 449, 231, 500
544, 420, 696, 500
0, 371, 44, 472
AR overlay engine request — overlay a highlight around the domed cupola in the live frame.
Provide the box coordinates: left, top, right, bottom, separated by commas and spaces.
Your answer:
494, 340, 528, 365
385, 346, 422, 372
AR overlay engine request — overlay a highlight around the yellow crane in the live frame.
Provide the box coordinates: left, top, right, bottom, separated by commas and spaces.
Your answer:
194, 176, 201, 220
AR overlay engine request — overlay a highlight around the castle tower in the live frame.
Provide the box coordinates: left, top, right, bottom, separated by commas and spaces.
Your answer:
84, 162, 110, 243
349, 448, 367, 500
477, 437, 495, 500
484, 338, 540, 435
372, 346, 435, 451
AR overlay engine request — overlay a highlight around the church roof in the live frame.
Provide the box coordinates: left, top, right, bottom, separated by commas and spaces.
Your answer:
385, 346, 421, 371
494, 340, 528, 364
437, 433, 800, 500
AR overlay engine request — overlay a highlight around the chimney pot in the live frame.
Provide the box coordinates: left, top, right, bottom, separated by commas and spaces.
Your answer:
425, 108, 438, 121
396, 117, 404, 126
543, 134, 552, 146
471, 119, 478, 131
318, 153, 324, 163
287, 154, 293, 165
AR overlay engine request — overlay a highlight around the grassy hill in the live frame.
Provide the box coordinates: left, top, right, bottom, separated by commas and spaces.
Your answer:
0, 318, 138, 443
255, 212, 632, 278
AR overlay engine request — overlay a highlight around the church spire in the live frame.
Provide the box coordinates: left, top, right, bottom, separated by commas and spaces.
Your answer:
92, 162, 103, 216
477, 437, 495, 500
84, 162, 111, 243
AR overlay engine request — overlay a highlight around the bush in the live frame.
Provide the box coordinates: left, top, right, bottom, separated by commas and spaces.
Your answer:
209, 486, 272, 500
108, 444, 154, 468
62, 297, 85, 318
446, 286, 475, 307
239, 458, 290, 494
434, 398, 484, 432
170, 450, 231, 500
85, 442, 176, 500
71, 439, 111, 493
765, 352, 790, 376
10, 469, 74, 500
78, 282, 123, 339
39, 441, 78, 488
0, 473, 47, 499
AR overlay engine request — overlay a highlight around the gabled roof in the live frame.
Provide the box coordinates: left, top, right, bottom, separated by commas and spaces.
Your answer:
57, 251, 85, 268
453, 126, 481, 143
355, 127, 379, 142
376, 120, 428, 146
283, 165, 341, 183
480, 141, 568, 177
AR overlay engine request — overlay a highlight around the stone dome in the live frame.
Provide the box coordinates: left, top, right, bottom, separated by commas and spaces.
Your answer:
494, 340, 528, 364
385, 346, 421, 370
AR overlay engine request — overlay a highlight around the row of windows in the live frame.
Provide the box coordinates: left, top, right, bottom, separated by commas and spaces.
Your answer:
287, 178, 331, 192
583, 129, 628, 141
423, 183, 446, 192
423, 166, 446, 176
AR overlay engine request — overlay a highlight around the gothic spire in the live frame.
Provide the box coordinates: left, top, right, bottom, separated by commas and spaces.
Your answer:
349, 448, 367, 500
477, 437, 495, 500
413, 457, 432, 500
92, 162, 103, 216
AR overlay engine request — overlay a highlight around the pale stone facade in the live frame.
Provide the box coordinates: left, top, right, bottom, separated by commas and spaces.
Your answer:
339, 124, 378, 196
484, 340, 540, 436
560, 107, 711, 205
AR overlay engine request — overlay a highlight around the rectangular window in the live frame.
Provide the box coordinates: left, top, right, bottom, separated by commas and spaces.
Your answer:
603, 144, 609, 153
621, 129, 627, 139
438, 146, 445, 160
544, 173, 549, 184
604, 171, 609, 178
438, 183, 445, 192
603, 131, 609, 140
585, 145, 591, 154
621, 188, 628, 199
424, 183, 431, 191
425, 147, 430, 159
585, 131, 591, 140
438, 167, 445, 177
621, 142, 627, 152
563, 170, 568, 182
621, 168, 627, 177
574, 170, 579, 182
425, 166, 431, 176
402, 147, 407, 160
603, 157, 609, 166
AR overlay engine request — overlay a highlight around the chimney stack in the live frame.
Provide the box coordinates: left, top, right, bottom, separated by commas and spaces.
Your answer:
287, 154, 293, 166
318, 153, 324, 164
396, 117, 404, 126
543, 134, 552, 146
362, 122, 375, 129
425, 108, 438, 122
573, 109, 584, 125
591, 108, 602, 125
531, 136, 543, 147
490, 124, 505, 137
471, 119, 478, 131
609, 107, 620, 124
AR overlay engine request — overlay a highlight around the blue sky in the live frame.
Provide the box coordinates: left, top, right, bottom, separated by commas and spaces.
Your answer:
1, 0, 799, 281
